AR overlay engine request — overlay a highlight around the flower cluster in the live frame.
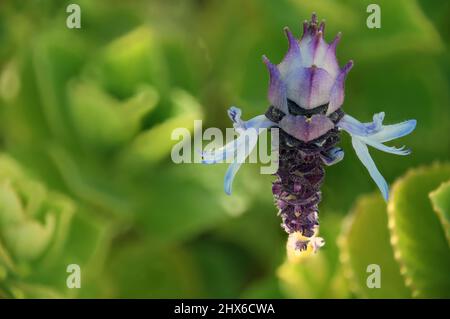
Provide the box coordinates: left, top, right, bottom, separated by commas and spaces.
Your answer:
202, 13, 416, 255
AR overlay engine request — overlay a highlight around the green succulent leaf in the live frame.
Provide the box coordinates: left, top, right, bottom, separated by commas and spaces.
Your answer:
388, 163, 450, 298
92, 26, 168, 99
31, 29, 87, 143
339, 194, 411, 298
68, 80, 158, 149
0, 155, 75, 264
0, 154, 82, 297
120, 89, 203, 167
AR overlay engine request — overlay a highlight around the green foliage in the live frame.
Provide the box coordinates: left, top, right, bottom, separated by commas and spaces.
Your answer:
388, 164, 450, 298
339, 194, 410, 298
0, 154, 74, 297
340, 164, 450, 298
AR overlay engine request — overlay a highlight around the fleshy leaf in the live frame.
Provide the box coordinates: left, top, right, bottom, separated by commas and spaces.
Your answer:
339, 194, 411, 298
92, 26, 168, 99
120, 89, 202, 167
68, 80, 157, 149
388, 163, 450, 298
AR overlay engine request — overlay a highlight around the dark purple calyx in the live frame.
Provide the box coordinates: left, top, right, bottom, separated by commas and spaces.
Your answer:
266, 105, 344, 239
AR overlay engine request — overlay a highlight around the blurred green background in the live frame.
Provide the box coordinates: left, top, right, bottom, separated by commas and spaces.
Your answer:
0, 0, 449, 298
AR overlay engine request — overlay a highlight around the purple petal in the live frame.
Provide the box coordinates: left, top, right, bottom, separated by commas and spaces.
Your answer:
286, 65, 335, 109
278, 27, 302, 77
327, 60, 353, 114
299, 14, 334, 73
263, 56, 288, 113
280, 114, 334, 142
301, 13, 319, 41
319, 33, 341, 79
300, 32, 329, 69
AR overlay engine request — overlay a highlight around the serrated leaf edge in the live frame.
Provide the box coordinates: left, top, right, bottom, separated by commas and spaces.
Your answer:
429, 180, 450, 247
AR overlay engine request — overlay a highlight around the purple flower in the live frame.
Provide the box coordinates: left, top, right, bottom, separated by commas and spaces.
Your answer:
202, 13, 416, 254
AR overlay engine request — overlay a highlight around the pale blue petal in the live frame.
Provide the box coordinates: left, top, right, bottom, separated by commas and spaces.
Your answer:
228, 107, 275, 131
351, 138, 389, 201
359, 137, 411, 156
245, 114, 276, 130
223, 131, 259, 194
369, 119, 416, 143
202, 110, 275, 164
337, 113, 384, 136
320, 147, 344, 166
224, 161, 244, 195
228, 106, 245, 129
201, 138, 240, 164
202, 107, 276, 195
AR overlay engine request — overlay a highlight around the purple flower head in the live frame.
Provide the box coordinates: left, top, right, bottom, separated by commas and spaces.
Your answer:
264, 13, 353, 120
202, 13, 416, 256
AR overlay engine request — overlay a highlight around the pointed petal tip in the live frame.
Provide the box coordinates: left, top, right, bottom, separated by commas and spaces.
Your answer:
283, 27, 300, 52
262, 55, 272, 66
373, 112, 385, 125
319, 20, 326, 33
284, 27, 297, 42
343, 60, 354, 73
330, 32, 342, 48
301, 20, 308, 38
262, 55, 278, 73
